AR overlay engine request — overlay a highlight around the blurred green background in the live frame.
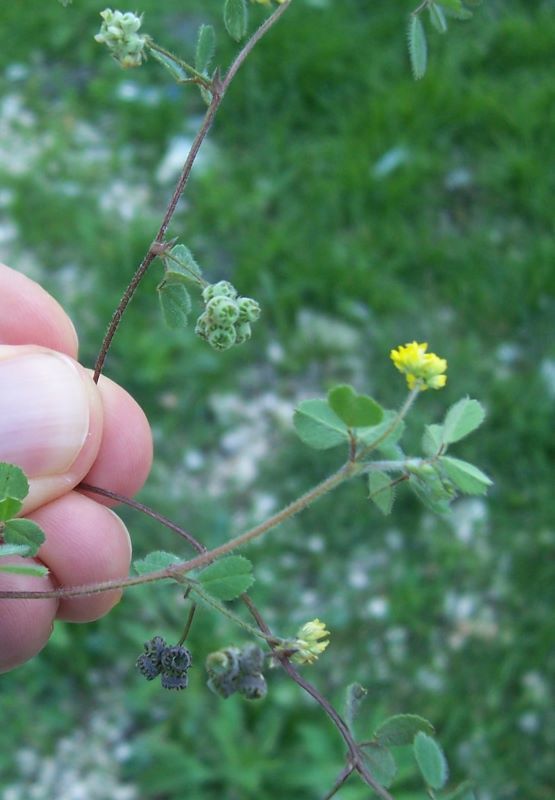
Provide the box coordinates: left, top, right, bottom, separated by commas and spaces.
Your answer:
0, 1, 553, 798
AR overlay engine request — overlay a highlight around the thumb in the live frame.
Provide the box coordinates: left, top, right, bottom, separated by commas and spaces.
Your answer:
0, 346, 103, 512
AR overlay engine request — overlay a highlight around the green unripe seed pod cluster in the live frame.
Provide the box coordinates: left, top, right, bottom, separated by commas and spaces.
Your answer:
206, 644, 267, 701
195, 281, 261, 351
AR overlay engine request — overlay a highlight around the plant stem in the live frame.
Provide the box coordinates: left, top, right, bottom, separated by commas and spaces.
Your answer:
93, 0, 292, 382
322, 764, 355, 800
184, 582, 279, 644
357, 387, 420, 459
240, 599, 394, 800
146, 41, 212, 89
1, 462, 355, 601
79, 483, 205, 552
177, 602, 197, 646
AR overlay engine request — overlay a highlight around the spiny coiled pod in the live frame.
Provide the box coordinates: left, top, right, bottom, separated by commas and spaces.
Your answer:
194, 312, 211, 341
238, 644, 265, 675
159, 645, 193, 691
161, 645, 193, 674
207, 325, 237, 352
202, 281, 238, 303
237, 297, 261, 324
206, 647, 241, 680
234, 322, 252, 345
237, 673, 267, 700
136, 635, 167, 681
206, 644, 267, 701
161, 672, 189, 690
206, 296, 240, 325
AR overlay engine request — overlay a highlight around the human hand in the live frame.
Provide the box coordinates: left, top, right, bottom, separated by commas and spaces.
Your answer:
0, 263, 153, 672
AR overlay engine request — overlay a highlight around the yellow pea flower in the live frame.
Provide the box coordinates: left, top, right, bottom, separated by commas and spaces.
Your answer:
390, 341, 447, 391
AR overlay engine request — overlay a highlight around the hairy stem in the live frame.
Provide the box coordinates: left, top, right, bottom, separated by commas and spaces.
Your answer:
1, 462, 354, 601
79, 483, 205, 552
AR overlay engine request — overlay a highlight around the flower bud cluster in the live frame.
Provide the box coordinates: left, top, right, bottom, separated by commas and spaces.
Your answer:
206, 644, 267, 700
136, 636, 192, 690
95, 9, 147, 68
195, 281, 261, 352
290, 619, 330, 665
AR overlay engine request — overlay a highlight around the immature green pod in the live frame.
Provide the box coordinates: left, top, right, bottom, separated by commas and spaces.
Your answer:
208, 325, 237, 351
202, 280, 238, 302
206, 296, 240, 325
237, 673, 267, 700
238, 644, 265, 674
238, 297, 261, 323
194, 311, 211, 340
234, 322, 252, 345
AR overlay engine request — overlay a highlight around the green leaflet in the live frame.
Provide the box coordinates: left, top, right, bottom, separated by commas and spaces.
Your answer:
196, 556, 254, 601
408, 15, 427, 80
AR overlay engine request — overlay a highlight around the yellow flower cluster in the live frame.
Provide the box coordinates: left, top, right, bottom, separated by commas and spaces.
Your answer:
291, 619, 330, 665
390, 341, 447, 391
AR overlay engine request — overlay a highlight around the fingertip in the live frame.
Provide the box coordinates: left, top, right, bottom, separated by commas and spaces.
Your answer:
0, 263, 79, 357
30, 492, 132, 623
0, 563, 58, 673
81, 374, 153, 504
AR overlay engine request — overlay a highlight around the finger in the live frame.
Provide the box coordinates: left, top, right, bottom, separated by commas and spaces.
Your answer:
30, 491, 132, 623
0, 346, 103, 513
80, 374, 153, 505
0, 263, 78, 357
0, 564, 58, 673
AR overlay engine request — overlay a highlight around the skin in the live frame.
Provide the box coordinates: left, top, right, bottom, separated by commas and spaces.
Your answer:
0, 263, 153, 672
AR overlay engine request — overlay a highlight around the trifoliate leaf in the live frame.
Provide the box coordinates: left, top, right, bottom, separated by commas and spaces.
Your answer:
357, 410, 405, 452
158, 281, 192, 329
196, 556, 254, 600
362, 744, 397, 788
0, 462, 29, 513
429, 3, 448, 33
0, 562, 49, 577
345, 683, 367, 730
413, 732, 449, 790
422, 423, 444, 457
195, 24, 216, 74
368, 471, 395, 516
327, 384, 383, 428
148, 48, 189, 82
408, 14, 427, 80
374, 714, 435, 747
167, 244, 203, 283
293, 399, 349, 450
134, 550, 182, 575
443, 398, 486, 444
440, 456, 492, 495
3, 519, 45, 557
224, 0, 248, 42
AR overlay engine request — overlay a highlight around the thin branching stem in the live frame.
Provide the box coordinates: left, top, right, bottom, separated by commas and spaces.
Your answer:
2, 462, 355, 601
93, 0, 292, 382
79, 483, 205, 552
322, 763, 355, 800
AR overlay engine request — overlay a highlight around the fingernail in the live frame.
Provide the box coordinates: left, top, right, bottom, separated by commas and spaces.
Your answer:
0, 352, 90, 477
